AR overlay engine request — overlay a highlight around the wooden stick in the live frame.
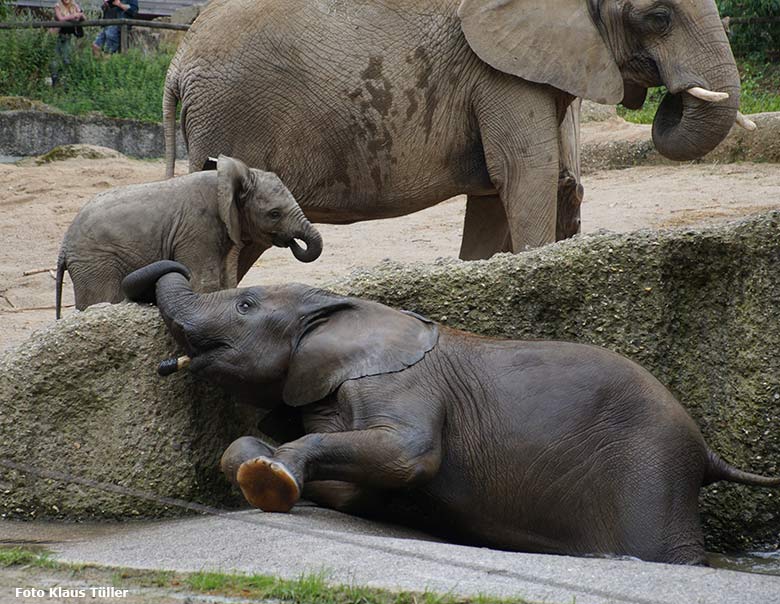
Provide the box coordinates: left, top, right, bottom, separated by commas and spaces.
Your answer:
158, 356, 192, 376
23, 267, 55, 277
0, 294, 16, 309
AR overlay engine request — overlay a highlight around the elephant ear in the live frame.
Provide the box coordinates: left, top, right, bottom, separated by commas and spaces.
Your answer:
457, 0, 623, 104
283, 294, 439, 407
217, 155, 251, 246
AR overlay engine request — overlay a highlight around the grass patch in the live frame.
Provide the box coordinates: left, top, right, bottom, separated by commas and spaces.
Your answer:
618, 60, 780, 124
0, 546, 537, 604
0, 546, 56, 568
0, 17, 174, 122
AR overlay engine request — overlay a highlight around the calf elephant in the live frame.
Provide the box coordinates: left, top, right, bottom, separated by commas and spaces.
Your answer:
123, 261, 780, 565
164, 0, 749, 272
55, 156, 322, 318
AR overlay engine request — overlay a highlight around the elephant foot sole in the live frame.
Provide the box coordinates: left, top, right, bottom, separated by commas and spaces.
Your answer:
236, 456, 300, 513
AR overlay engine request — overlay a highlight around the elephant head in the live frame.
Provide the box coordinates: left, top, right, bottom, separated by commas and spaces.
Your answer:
122, 261, 438, 406
218, 156, 323, 263
458, 0, 741, 161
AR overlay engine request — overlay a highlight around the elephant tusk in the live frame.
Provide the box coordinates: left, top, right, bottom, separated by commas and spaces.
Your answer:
686, 87, 729, 103
736, 112, 757, 131
158, 355, 191, 376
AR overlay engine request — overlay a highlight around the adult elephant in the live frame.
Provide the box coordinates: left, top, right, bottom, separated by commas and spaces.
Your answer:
163, 0, 744, 272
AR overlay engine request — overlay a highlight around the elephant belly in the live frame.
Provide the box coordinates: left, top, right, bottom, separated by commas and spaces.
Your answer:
178, 1, 495, 222
414, 458, 607, 555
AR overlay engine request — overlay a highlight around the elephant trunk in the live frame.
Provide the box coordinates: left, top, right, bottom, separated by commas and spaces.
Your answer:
153, 271, 205, 339
652, 49, 740, 162
122, 260, 192, 304
286, 208, 323, 263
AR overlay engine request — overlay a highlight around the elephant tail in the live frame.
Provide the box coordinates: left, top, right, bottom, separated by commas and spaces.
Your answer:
55, 248, 66, 320
704, 449, 780, 487
163, 69, 180, 180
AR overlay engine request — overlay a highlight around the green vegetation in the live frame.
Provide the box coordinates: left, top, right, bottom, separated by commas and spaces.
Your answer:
0, 19, 173, 122
0, 547, 57, 568
717, 0, 780, 59
0, 546, 535, 604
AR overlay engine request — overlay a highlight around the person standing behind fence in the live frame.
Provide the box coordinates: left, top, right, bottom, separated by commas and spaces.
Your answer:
92, 0, 138, 55
49, 0, 85, 86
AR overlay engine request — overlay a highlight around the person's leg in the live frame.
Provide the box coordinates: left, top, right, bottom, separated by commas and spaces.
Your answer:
50, 35, 67, 85
104, 25, 121, 53
93, 28, 106, 55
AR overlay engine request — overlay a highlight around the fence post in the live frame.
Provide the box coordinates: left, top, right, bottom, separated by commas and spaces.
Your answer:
120, 22, 128, 53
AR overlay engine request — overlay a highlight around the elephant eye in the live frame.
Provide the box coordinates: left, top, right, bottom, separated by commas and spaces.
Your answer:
237, 299, 254, 314
268, 209, 282, 220
645, 7, 672, 34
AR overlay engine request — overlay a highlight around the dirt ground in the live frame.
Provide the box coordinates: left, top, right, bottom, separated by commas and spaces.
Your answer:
1, 149, 779, 353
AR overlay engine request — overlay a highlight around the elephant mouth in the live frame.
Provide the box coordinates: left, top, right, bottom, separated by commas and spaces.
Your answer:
621, 82, 649, 110
272, 234, 291, 248
164, 319, 231, 374
157, 343, 231, 377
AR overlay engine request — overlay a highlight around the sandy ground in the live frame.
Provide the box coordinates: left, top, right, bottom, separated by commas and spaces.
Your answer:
1, 155, 779, 353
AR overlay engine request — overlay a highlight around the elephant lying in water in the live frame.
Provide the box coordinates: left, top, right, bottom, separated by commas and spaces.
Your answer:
55, 156, 322, 318
123, 261, 780, 565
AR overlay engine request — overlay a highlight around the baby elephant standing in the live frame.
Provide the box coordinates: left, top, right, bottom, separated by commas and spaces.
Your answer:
55, 156, 322, 318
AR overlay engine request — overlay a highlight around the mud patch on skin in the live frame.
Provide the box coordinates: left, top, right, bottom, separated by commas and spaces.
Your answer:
361, 57, 394, 117
405, 89, 419, 120
412, 47, 437, 141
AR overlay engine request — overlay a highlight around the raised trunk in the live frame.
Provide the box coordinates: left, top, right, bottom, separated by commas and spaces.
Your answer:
652, 44, 741, 162
154, 272, 204, 337
121, 261, 191, 304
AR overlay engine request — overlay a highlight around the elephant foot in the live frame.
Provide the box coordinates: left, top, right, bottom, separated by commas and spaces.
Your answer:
236, 456, 300, 513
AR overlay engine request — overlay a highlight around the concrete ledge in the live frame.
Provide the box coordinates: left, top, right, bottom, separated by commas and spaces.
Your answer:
0, 304, 262, 519
3, 511, 779, 604
0, 109, 188, 160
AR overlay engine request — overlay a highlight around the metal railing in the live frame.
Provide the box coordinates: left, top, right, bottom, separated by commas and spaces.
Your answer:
0, 18, 190, 52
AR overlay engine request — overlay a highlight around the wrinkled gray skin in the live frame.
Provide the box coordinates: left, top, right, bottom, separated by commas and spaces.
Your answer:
123, 261, 780, 565
55, 156, 322, 318
163, 0, 739, 263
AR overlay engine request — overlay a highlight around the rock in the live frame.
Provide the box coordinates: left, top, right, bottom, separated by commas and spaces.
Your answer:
330, 210, 780, 554
0, 303, 264, 520
580, 100, 617, 123
0, 97, 62, 113
2, 212, 779, 553
169, 4, 204, 25
16, 144, 126, 166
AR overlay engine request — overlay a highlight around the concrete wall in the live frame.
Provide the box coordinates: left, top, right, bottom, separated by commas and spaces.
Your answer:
0, 109, 188, 160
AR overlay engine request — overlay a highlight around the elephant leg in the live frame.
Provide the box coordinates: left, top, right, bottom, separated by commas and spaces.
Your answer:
70, 265, 125, 310
221, 435, 387, 514
300, 481, 389, 515
556, 98, 583, 241
459, 194, 513, 260
235, 428, 441, 513
474, 81, 560, 251
220, 436, 276, 488
237, 241, 271, 285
